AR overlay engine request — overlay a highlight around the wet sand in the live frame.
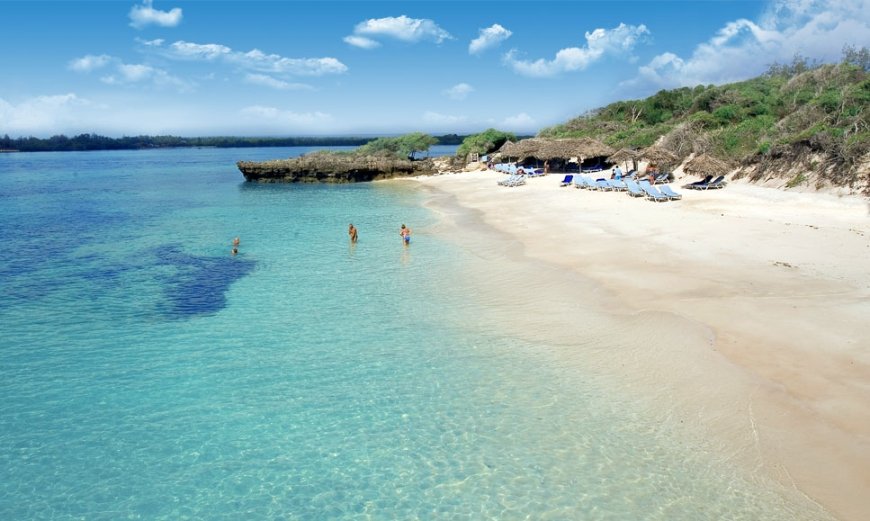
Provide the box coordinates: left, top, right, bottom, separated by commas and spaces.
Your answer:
416, 171, 870, 521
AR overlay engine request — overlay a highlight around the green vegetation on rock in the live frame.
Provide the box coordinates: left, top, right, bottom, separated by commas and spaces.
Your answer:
356, 132, 438, 158
540, 47, 869, 191
455, 128, 517, 159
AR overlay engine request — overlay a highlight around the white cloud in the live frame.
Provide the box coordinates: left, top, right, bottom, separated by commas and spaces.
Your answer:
469, 24, 512, 54
240, 105, 333, 125
135, 37, 165, 47
169, 41, 232, 60
244, 74, 314, 91
345, 15, 452, 48
100, 63, 192, 91
163, 40, 347, 76
68, 54, 111, 72
343, 35, 381, 49
443, 83, 474, 100
129, 0, 182, 29
422, 111, 467, 127
501, 112, 536, 131
628, 0, 870, 90
504, 23, 650, 77
0, 93, 90, 135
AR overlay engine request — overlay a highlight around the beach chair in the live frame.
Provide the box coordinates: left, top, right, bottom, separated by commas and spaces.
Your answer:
581, 162, 604, 173
498, 174, 519, 186
652, 173, 670, 184
684, 175, 713, 190
705, 175, 727, 189
608, 179, 627, 191
624, 179, 645, 197
509, 175, 527, 187
639, 180, 669, 202
659, 184, 682, 200
595, 179, 613, 191
560, 174, 574, 187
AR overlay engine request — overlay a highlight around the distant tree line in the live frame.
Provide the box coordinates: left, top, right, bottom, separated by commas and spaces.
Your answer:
0, 133, 467, 153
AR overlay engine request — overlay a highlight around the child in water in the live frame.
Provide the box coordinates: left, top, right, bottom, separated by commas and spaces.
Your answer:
399, 224, 411, 245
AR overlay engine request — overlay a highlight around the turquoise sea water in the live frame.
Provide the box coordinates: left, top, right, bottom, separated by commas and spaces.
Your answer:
1, 148, 831, 520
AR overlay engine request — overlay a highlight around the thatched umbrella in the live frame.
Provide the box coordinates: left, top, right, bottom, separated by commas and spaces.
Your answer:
532, 138, 614, 161
608, 148, 639, 164
607, 148, 639, 171
640, 146, 679, 168
683, 153, 731, 177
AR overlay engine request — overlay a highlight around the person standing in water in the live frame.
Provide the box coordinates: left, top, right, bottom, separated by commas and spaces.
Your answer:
348, 223, 358, 243
399, 224, 411, 245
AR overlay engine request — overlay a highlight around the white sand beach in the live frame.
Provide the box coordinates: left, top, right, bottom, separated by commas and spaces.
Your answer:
416, 170, 870, 521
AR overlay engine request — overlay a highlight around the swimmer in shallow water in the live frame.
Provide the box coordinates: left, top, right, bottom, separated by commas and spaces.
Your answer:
399, 224, 411, 245
348, 224, 358, 243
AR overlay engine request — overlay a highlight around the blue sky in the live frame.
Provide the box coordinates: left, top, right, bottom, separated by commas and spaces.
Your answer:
1, 0, 868, 137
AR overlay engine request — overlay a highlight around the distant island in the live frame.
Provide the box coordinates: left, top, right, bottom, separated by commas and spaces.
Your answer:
0, 133, 467, 153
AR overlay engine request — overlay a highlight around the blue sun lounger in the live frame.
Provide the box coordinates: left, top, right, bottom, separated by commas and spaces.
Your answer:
608, 179, 627, 191
639, 180, 670, 202
705, 175, 727, 189
684, 175, 713, 190
624, 179, 645, 197
560, 174, 574, 186
595, 179, 613, 191
659, 184, 682, 200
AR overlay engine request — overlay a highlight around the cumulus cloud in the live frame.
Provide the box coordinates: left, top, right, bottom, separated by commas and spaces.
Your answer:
345, 15, 452, 48
504, 23, 650, 77
343, 35, 380, 49
469, 24, 512, 54
164, 40, 347, 76
68, 54, 112, 72
443, 83, 474, 100
628, 0, 870, 90
0, 93, 91, 135
100, 63, 192, 91
240, 105, 333, 126
244, 74, 314, 91
501, 112, 536, 131
129, 0, 182, 29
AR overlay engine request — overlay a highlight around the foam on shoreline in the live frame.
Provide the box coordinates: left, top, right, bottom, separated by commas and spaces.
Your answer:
414, 171, 870, 521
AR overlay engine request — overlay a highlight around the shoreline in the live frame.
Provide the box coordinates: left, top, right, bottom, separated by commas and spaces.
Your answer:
414, 171, 870, 521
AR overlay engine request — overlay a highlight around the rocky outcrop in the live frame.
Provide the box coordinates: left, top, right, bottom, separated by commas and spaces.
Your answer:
237, 151, 437, 183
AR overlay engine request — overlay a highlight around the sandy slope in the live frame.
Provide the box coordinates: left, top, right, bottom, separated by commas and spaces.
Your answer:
417, 170, 870, 521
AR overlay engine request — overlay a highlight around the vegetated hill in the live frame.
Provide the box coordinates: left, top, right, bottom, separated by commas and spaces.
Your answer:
540, 49, 870, 194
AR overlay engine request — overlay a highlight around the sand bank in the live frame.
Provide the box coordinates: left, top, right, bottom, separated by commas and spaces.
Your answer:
416, 170, 870, 521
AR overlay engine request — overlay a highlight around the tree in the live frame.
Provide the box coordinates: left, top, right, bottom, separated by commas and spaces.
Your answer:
455, 128, 516, 158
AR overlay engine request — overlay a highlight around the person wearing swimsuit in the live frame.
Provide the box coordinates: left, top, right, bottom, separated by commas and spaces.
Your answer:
400, 224, 411, 245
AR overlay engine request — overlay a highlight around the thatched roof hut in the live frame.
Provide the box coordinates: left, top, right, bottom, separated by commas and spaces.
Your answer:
607, 148, 639, 164
496, 140, 518, 156
683, 153, 731, 176
540, 138, 614, 160
640, 146, 679, 167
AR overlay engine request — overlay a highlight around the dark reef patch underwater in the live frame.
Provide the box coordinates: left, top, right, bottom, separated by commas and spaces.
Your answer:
156, 245, 255, 318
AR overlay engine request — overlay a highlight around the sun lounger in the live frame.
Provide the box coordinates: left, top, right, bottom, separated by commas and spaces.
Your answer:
581, 162, 604, 173
608, 179, 627, 191
659, 184, 682, 200
705, 175, 727, 189
560, 174, 574, 186
684, 175, 713, 190
639, 180, 669, 202
595, 179, 613, 191
498, 174, 520, 186
624, 179, 645, 197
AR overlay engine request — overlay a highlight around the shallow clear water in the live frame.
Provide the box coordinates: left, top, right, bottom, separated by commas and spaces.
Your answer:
0, 148, 831, 519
